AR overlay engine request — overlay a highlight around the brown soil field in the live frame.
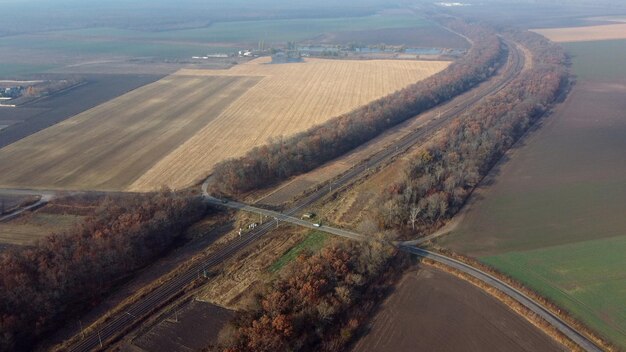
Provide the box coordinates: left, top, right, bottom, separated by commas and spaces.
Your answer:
351, 266, 565, 352
0, 75, 260, 191
131, 57, 448, 191
447, 3, 625, 29
533, 23, 626, 42
440, 79, 626, 256
0, 74, 163, 148
48, 58, 241, 75
317, 26, 471, 48
132, 300, 234, 352
436, 79, 626, 347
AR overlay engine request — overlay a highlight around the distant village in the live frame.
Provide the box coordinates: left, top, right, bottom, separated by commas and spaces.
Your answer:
0, 86, 24, 100
191, 43, 463, 64
0, 79, 82, 107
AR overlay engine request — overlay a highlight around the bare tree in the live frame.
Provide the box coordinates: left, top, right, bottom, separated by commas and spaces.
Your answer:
409, 206, 421, 230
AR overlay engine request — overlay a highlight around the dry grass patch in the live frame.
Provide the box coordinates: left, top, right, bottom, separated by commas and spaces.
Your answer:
130, 57, 449, 191
198, 225, 308, 310
533, 23, 626, 42
0, 212, 83, 245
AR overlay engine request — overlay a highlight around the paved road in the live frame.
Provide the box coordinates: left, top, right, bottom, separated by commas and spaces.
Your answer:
68, 38, 526, 352
207, 198, 602, 352
204, 196, 367, 242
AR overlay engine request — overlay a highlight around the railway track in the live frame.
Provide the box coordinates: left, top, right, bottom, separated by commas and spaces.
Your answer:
193, 199, 603, 352
68, 39, 525, 352
267, 38, 523, 210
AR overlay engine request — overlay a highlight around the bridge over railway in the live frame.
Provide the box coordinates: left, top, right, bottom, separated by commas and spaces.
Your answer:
208, 195, 603, 352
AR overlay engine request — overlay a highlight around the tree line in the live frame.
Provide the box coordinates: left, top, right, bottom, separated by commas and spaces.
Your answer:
211, 20, 504, 195
376, 30, 567, 232
0, 191, 208, 351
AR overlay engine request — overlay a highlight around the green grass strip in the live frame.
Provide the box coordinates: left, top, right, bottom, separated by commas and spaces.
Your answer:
269, 231, 329, 273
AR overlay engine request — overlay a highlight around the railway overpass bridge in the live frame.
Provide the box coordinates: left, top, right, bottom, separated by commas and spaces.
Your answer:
206, 195, 603, 352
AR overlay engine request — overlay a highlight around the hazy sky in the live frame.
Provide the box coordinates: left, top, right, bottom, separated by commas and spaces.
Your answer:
0, 0, 624, 35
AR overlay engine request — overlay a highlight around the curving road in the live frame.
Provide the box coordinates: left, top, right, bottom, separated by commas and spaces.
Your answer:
399, 247, 603, 352
68, 38, 528, 352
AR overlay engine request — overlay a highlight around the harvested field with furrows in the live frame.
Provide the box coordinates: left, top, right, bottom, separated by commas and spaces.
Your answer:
0, 75, 260, 190
533, 23, 626, 42
130, 57, 448, 191
351, 266, 565, 352
0, 57, 446, 191
0, 74, 164, 148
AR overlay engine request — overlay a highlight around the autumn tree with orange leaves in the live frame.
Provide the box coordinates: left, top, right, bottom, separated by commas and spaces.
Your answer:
220, 240, 403, 352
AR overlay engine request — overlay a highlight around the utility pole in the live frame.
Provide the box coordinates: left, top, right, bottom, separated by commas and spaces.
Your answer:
79, 320, 85, 339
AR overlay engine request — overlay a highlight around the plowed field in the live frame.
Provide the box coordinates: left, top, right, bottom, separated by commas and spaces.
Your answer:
351, 267, 564, 352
